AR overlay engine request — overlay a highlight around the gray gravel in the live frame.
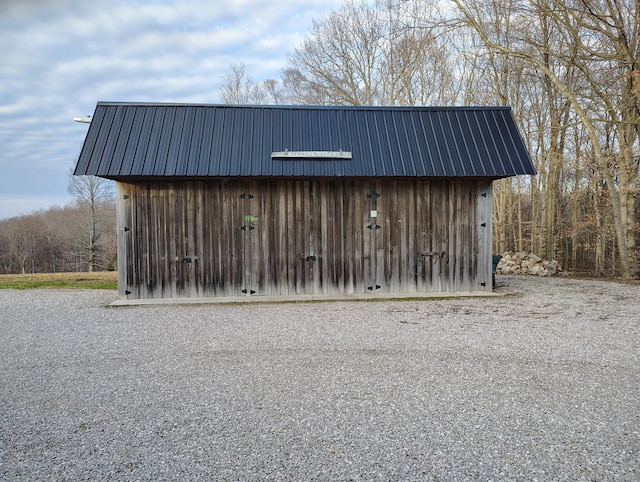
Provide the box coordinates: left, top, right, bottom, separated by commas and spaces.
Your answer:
1, 275, 639, 481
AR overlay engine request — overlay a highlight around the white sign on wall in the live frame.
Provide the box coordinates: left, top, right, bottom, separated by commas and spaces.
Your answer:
271, 150, 352, 160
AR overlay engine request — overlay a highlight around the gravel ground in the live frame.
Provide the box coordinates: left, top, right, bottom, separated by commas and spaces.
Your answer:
1, 275, 639, 481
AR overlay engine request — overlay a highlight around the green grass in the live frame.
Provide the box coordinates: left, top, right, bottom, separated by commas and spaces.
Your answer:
0, 272, 118, 290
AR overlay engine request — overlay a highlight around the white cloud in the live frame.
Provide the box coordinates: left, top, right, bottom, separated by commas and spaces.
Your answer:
0, 0, 343, 219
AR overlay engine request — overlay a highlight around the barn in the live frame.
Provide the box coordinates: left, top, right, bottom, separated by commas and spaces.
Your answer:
74, 102, 535, 301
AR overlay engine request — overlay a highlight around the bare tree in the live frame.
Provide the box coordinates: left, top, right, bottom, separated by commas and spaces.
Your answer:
284, 0, 455, 106
218, 62, 287, 105
450, 0, 639, 278
9, 216, 41, 274
67, 173, 114, 272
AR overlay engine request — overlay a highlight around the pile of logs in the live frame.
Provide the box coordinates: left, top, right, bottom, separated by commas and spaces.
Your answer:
496, 251, 562, 277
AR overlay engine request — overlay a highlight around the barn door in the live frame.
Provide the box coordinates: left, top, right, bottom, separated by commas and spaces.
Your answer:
364, 185, 384, 293
415, 184, 445, 292
239, 191, 259, 295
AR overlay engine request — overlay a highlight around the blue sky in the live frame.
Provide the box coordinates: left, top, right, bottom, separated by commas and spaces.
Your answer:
0, 0, 342, 220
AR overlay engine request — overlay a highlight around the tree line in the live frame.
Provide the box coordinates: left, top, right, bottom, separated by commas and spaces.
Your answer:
0, 175, 116, 274
220, 0, 639, 278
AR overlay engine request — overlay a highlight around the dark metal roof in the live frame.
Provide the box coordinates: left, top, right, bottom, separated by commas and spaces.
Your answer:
74, 102, 535, 179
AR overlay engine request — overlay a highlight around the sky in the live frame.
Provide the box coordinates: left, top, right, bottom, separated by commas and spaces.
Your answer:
0, 0, 343, 221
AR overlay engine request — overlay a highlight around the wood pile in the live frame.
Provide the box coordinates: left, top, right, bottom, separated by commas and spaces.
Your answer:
496, 251, 562, 277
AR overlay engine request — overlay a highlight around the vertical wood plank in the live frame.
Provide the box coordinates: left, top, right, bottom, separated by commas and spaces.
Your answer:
463, 181, 472, 290
284, 181, 294, 294
406, 181, 414, 292
454, 182, 463, 291
294, 181, 303, 294
425, 181, 435, 291
362, 182, 372, 293
374, 180, 384, 293
259, 182, 272, 296
414, 180, 424, 293
389, 180, 401, 293
195, 183, 205, 296
278, 181, 289, 294
477, 181, 493, 291
437, 181, 447, 292
138, 184, 147, 297
116, 182, 129, 298
147, 182, 155, 298
347, 182, 356, 294
318, 181, 330, 294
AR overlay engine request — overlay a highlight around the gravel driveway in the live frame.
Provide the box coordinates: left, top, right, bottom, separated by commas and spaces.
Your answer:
1, 275, 638, 481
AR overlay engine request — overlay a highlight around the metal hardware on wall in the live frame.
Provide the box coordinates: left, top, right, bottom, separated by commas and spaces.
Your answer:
123, 227, 130, 232
305, 255, 317, 262
242, 289, 256, 294
368, 285, 381, 290
481, 192, 487, 197
239, 225, 255, 231
481, 223, 486, 227
421, 251, 445, 257
240, 193, 254, 199
181, 257, 192, 264
367, 224, 381, 230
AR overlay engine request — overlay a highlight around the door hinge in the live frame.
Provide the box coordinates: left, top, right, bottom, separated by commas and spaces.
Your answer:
421, 251, 445, 257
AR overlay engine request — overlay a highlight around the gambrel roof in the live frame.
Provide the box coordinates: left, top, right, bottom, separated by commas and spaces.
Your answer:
74, 102, 535, 179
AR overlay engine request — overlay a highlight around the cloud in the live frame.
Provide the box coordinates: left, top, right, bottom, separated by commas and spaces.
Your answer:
0, 0, 342, 219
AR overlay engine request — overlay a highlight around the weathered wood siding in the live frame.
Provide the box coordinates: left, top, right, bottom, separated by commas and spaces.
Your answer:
116, 179, 493, 299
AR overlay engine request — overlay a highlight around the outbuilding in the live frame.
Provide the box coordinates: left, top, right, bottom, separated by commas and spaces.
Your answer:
74, 102, 535, 300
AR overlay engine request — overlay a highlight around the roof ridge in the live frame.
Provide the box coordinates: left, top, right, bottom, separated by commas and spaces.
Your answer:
94, 101, 512, 111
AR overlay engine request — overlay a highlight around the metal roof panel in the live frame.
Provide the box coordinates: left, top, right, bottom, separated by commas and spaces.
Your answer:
74, 103, 536, 179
